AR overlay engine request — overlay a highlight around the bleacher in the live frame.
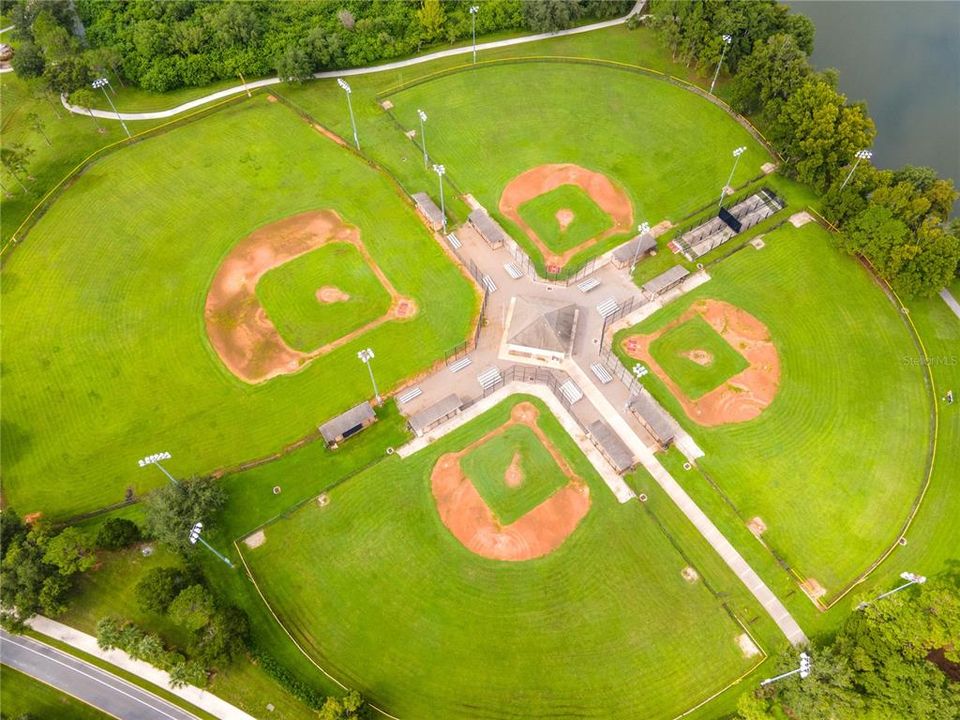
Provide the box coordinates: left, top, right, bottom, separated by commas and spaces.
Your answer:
672, 189, 784, 261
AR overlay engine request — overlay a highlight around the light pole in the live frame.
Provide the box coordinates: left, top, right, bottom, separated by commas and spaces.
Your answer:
433, 163, 447, 233
631, 221, 651, 274
92, 77, 130, 138
709, 34, 733, 96
839, 149, 873, 191
761, 652, 811, 686
470, 6, 480, 64
417, 109, 429, 168
719, 146, 747, 208
189, 522, 234, 568
626, 363, 649, 408
337, 78, 360, 150
358, 347, 381, 405
857, 571, 926, 610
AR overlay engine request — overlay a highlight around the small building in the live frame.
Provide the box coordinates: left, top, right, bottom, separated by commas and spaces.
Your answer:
628, 392, 676, 449
0, 44, 14, 63
319, 401, 376, 447
641, 265, 690, 297
611, 232, 657, 269
588, 420, 636, 474
412, 192, 445, 231
468, 208, 509, 248
407, 394, 463, 437
504, 296, 578, 363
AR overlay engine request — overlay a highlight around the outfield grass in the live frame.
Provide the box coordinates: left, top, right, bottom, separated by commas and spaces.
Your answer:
460, 423, 569, 524
649, 314, 749, 400
0, 97, 477, 518
615, 223, 931, 596
255, 242, 393, 352
517, 183, 615, 254
0, 666, 110, 720
243, 395, 756, 719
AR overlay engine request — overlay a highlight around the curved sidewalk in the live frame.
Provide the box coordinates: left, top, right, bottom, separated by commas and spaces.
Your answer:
60, 5, 644, 121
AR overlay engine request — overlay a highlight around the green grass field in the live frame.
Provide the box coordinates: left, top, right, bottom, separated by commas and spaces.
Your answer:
0, 666, 110, 720
243, 396, 757, 719
516, 183, 615, 254
0, 97, 477, 519
460, 423, 569, 524
615, 223, 931, 597
384, 62, 770, 273
649, 314, 750, 400
255, 241, 393, 352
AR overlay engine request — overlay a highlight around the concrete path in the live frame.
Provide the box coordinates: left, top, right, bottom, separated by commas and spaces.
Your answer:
24, 616, 258, 720
59, 3, 645, 121
939, 287, 960, 320
1, 629, 197, 720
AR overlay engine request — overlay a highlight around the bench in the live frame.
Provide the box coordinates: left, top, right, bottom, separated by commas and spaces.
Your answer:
448, 356, 472, 373
590, 363, 613, 384
482, 275, 498, 293
396, 386, 423, 405
577, 277, 600, 293
504, 263, 523, 280
596, 297, 619, 318
477, 366, 502, 390
446, 233, 462, 249
559, 379, 583, 404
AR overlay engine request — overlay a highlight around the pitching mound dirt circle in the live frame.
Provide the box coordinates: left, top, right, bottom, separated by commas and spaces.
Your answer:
555, 208, 575, 231
504, 452, 524, 488
430, 402, 590, 562
622, 299, 780, 426
316, 286, 350, 304
683, 349, 714, 367
499, 163, 633, 269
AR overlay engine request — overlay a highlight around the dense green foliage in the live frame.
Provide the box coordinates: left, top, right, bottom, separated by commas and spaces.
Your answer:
95, 615, 208, 687
135, 565, 200, 615
738, 579, 960, 719
144, 476, 226, 554
95, 517, 142, 550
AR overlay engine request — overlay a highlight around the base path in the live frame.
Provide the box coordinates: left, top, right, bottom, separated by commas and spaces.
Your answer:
1, 629, 199, 720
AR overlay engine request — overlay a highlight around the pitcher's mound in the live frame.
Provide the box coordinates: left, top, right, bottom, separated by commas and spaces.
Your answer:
555, 208, 575, 230
505, 452, 524, 488
316, 286, 350, 304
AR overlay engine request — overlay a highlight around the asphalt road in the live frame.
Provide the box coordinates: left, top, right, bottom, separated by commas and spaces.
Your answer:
1, 630, 198, 720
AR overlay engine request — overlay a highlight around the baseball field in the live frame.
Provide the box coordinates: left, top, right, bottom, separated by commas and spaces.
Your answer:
242, 395, 761, 719
616, 221, 931, 598
0, 96, 478, 518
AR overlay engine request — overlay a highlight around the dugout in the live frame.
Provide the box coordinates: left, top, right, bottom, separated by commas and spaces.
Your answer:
468, 208, 509, 248
611, 232, 657, 269
587, 420, 636, 474
408, 394, 463, 437
319, 402, 377, 447
641, 265, 690, 297
412, 192, 445, 231
627, 392, 676, 449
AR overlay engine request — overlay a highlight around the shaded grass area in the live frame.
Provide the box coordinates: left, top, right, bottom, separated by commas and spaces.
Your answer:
517, 183, 614, 254
615, 222, 931, 596
649, 314, 749, 400
243, 395, 755, 720
255, 242, 392, 352
0, 665, 110, 720
460, 423, 568, 525
1, 98, 476, 518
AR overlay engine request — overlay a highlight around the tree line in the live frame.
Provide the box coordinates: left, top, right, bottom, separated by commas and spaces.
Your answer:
646, 0, 959, 296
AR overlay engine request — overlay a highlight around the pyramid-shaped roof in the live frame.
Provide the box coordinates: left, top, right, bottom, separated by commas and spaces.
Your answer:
507, 296, 578, 354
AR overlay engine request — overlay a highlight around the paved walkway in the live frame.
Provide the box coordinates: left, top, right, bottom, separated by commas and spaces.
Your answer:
25, 616, 257, 720
2, 629, 198, 720
939, 287, 960, 320
59, 3, 645, 121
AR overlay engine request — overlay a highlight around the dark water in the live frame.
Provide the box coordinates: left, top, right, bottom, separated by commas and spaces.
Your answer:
789, 1, 960, 212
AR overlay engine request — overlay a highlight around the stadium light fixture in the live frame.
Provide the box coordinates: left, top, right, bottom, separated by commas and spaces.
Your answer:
761, 652, 812, 686
839, 149, 874, 191
470, 6, 480, 64
187, 522, 234, 568
630, 221, 651, 273
718, 146, 747, 208
358, 347, 381, 405
92, 77, 130, 138
137, 451, 178, 485
417, 109, 429, 168
856, 571, 926, 610
433, 163, 447, 233
337, 78, 360, 150
709, 34, 733, 96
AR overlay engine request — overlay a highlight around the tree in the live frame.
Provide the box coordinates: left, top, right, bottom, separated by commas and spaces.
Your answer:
143, 476, 226, 553
43, 527, 97, 575
190, 605, 249, 666
43, 55, 93, 94
96, 518, 141, 550
1, 508, 27, 557
729, 33, 810, 116
135, 566, 196, 614
168, 659, 207, 689
522, 0, 581, 33
69, 88, 103, 131
11, 41, 45, 78
24, 112, 52, 146
0, 143, 35, 191
276, 44, 313, 84
211, 2, 262, 48
168, 584, 216, 631
417, 0, 446, 42
0, 528, 72, 629
317, 690, 369, 720
31, 10, 75, 64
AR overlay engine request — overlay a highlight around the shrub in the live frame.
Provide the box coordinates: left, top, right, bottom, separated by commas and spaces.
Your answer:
96, 518, 142, 550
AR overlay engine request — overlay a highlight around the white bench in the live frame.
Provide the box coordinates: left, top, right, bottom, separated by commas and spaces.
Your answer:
477, 366, 502, 390
596, 297, 619, 318
449, 356, 472, 373
396, 386, 422, 404
482, 275, 498, 293
446, 233, 462, 249
590, 363, 613, 384
504, 263, 523, 280
559, 379, 583, 404
577, 277, 601, 293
